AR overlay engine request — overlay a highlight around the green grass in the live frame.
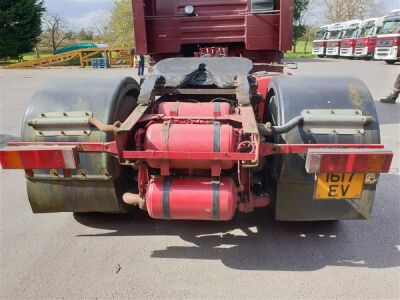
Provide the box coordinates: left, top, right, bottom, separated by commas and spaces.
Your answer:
285, 40, 316, 58
22, 52, 52, 61
0, 52, 52, 64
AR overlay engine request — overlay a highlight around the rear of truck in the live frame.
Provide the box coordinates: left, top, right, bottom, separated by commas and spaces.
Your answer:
0, 0, 393, 222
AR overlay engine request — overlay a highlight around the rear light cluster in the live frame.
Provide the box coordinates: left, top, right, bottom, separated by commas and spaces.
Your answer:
0, 146, 78, 170
306, 149, 393, 174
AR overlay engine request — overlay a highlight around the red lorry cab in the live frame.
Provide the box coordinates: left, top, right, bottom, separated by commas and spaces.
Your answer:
354, 17, 384, 59
325, 23, 345, 56
374, 12, 400, 64
312, 25, 328, 57
339, 20, 361, 57
131, 0, 293, 64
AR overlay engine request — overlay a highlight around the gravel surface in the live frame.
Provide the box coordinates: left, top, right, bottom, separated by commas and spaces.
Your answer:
0, 59, 399, 299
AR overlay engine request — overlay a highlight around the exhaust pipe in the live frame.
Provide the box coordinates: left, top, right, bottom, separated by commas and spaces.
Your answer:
122, 193, 147, 211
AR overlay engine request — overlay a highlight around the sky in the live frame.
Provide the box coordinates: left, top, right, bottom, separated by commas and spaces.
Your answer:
44, 0, 112, 29
44, 0, 400, 29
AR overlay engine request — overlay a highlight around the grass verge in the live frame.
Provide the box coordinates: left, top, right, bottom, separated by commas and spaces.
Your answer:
285, 40, 317, 58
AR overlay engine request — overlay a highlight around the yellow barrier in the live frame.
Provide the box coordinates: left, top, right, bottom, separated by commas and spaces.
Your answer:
4, 47, 134, 69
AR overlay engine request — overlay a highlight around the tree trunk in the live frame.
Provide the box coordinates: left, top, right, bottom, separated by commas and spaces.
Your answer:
293, 42, 297, 53
34, 46, 40, 58
304, 39, 308, 54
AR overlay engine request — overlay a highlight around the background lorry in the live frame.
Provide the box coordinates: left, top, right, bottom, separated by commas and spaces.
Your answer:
312, 25, 329, 57
339, 20, 362, 58
374, 10, 400, 64
325, 22, 345, 57
354, 17, 384, 59
0, 0, 393, 222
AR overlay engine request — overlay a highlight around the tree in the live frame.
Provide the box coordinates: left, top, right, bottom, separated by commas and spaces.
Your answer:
77, 28, 94, 42
41, 13, 74, 52
90, 12, 111, 42
293, 0, 311, 53
108, 0, 134, 47
321, 0, 381, 23
0, 0, 45, 60
303, 26, 317, 53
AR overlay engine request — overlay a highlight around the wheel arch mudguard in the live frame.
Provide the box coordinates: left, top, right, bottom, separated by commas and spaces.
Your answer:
267, 75, 380, 221
22, 76, 140, 213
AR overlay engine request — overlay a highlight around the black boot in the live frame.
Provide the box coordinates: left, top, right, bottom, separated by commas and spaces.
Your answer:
380, 89, 399, 103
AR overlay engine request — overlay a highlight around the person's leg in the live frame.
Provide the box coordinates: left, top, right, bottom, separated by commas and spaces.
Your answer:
381, 73, 400, 103
394, 73, 400, 90
140, 62, 145, 76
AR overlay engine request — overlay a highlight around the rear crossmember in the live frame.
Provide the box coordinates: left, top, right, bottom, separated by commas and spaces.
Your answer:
0, 141, 393, 175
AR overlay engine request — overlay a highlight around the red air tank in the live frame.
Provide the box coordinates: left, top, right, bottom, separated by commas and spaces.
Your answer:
157, 102, 233, 117
143, 123, 237, 169
146, 177, 237, 221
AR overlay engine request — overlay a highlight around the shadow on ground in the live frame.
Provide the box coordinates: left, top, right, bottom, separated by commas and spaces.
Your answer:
74, 174, 400, 272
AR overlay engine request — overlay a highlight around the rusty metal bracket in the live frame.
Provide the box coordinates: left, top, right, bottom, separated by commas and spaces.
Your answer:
138, 74, 165, 104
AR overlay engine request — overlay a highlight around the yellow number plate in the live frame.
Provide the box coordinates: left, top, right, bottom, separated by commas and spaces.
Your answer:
314, 173, 365, 199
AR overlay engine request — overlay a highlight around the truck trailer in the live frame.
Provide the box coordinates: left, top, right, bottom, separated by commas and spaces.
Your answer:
0, 0, 393, 222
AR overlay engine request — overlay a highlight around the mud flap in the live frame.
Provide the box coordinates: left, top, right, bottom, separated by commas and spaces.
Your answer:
267, 76, 380, 221
21, 76, 140, 213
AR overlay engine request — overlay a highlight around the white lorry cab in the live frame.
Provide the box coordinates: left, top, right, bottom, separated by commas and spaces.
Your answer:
325, 23, 345, 57
312, 25, 329, 57
374, 9, 400, 64
339, 20, 362, 57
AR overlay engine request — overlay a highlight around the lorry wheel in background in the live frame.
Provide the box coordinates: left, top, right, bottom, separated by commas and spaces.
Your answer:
21, 76, 140, 214
318, 55, 325, 58
385, 60, 396, 65
264, 76, 380, 221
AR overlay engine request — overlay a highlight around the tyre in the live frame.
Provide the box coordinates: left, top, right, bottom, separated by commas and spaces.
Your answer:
385, 60, 396, 65
22, 76, 140, 213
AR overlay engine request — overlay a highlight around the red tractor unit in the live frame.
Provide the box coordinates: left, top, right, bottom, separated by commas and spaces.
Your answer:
312, 25, 329, 58
132, 0, 292, 65
354, 17, 384, 60
0, 0, 393, 222
374, 11, 400, 64
339, 20, 361, 58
